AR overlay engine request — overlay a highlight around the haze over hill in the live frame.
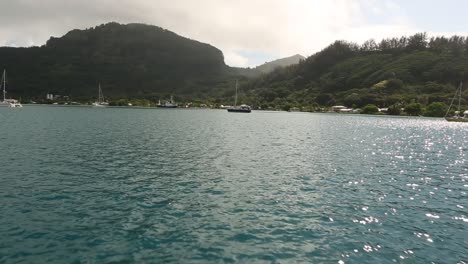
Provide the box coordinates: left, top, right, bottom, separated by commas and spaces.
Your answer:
254, 54, 305, 74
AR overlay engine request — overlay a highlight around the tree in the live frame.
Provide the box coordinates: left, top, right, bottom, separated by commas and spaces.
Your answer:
379, 38, 391, 51
344, 93, 362, 107
316, 93, 333, 106
405, 103, 423, 116
387, 104, 401, 115
361, 39, 378, 52
424, 102, 447, 117
422, 82, 446, 93
361, 104, 379, 114
407, 33, 428, 51
429, 36, 449, 53
448, 35, 465, 56
386, 78, 404, 92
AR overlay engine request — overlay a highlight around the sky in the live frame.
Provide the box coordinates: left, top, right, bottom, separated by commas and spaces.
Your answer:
0, 0, 467, 67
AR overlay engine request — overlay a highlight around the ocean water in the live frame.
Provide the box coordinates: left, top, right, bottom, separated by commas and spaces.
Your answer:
0, 106, 466, 263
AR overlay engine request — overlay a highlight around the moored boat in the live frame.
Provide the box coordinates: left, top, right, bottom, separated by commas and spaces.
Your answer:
92, 83, 108, 107
227, 80, 251, 113
0, 69, 23, 108
445, 82, 467, 122
445, 110, 468, 122
157, 96, 178, 108
227, 104, 251, 113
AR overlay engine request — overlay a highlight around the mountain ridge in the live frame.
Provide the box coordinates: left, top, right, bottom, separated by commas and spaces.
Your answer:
254, 54, 305, 74
242, 34, 468, 112
0, 22, 235, 100
0, 23, 467, 114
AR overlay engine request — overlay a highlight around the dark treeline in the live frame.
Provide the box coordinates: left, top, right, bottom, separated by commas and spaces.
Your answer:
363, 33, 468, 54
241, 33, 468, 115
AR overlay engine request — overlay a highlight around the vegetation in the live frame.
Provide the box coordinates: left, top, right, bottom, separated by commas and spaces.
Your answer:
424, 102, 447, 117
404, 103, 423, 116
243, 33, 468, 116
387, 104, 402, 115
1, 23, 467, 117
0, 22, 244, 103
361, 104, 379, 114
254, 54, 305, 74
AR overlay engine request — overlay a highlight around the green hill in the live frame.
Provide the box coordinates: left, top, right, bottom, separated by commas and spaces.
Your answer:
1, 25, 467, 113
242, 33, 468, 112
254, 54, 305, 74
0, 22, 240, 101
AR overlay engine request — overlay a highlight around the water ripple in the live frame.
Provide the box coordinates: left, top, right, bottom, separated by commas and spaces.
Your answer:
0, 108, 466, 263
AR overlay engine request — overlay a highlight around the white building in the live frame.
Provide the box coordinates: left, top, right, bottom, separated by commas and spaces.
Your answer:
331, 105, 353, 112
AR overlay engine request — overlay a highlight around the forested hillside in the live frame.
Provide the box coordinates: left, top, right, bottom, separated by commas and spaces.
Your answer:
242, 33, 468, 114
254, 54, 305, 74
0, 22, 241, 101
1, 23, 467, 115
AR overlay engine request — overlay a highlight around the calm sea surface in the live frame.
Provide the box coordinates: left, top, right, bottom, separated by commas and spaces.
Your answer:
0, 106, 466, 263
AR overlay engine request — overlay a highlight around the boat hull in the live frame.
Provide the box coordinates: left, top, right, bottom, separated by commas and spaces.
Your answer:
157, 105, 178, 108
0, 101, 22, 107
227, 108, 251, 113
446, 117, 468, 122
92, 103, 108, 107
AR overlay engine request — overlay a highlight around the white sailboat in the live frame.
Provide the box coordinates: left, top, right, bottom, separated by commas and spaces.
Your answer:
0, 69, 23, 108
157, 95, 177, 108
227, 80, 251, 113
445, 82, 468, 122
92, 83, 108, 107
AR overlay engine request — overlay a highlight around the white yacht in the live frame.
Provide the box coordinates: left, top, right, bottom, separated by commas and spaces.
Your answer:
92, 83, 108, 107
0, 69, 23, 108
157, 95, 177, 108
227, 80, 251, 113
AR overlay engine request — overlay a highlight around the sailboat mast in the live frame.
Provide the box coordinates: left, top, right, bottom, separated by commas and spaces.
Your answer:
2, 69, 6, 101
234, 80, 238, 107
445, 82, 463, 118
98, 83, 102, 104
457, 82, 463, 116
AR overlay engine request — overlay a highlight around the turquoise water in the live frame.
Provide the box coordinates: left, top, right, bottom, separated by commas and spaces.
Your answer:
0, 106, 466, 263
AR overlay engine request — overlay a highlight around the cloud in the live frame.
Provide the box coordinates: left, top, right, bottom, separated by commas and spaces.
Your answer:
0, 0, 453, 67
224, 51, 250, 68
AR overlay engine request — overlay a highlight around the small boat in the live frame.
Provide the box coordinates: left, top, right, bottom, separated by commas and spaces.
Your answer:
227, 80, 251, 113
445, 82, 468, 122
157, 96, 177, 108
92, 83, 108, 107
227, 104, 251, 113
0, 69, 23, 108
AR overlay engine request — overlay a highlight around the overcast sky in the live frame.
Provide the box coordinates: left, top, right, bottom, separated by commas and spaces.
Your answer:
1, 0, 467, 67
